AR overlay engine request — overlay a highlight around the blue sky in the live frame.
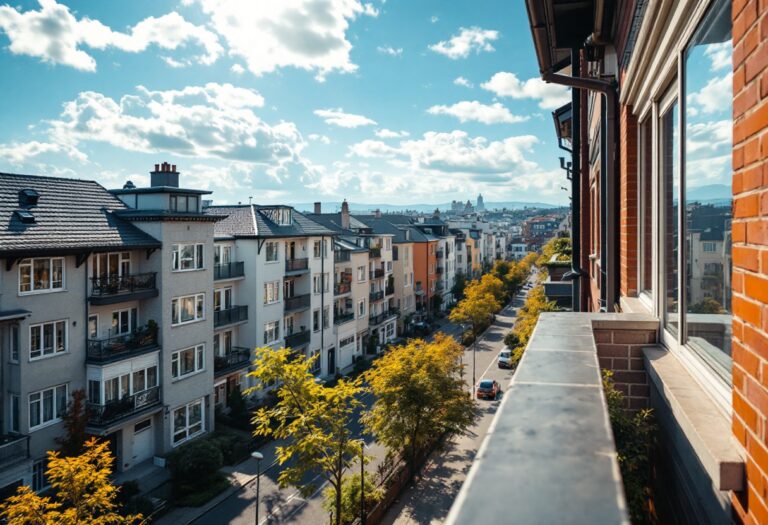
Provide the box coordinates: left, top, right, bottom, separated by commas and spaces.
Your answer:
0, 0, 574, 206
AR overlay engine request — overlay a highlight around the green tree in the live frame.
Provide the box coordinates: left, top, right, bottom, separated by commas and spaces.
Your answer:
688, 297, 725, 314
0, 438, 141, 525
322, 472, 383, 525
363, 335, 477, 476
247, 347, 363, 525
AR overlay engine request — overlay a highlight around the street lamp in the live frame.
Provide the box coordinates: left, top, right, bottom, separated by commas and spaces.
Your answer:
252, 451, 264, 525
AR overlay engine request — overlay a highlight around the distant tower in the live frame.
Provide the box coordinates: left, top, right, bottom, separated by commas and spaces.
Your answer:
476, 193, 485, 212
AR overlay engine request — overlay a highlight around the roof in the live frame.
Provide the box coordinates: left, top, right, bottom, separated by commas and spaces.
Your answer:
109, 186, 212, 195
1, 172, 161, 256
207, 204, 336, 238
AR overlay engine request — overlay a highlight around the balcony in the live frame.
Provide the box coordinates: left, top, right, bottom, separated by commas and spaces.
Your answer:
370, 268, 385, 279
285, 329, 310, 349
285, 258, 309, 274
334, 312, 355, 325
89, 272, 158, 305
370, 290, 384, 302
369, 310, 397, 326
87, 324, 159, 364
0, 434, 29, 468
214, 261, 245, 280
385, 284, 395, 296
284, 294, 310, 313
88, 387, 161, 429
214, 346, 251, 377
436, 249, 444, 259
369, 247, 382, 258
436, 281, 445, 291
334, 250, 351, 263
214, 305, 248, 328
334, 282, 352, 296
436, 266, 444, 275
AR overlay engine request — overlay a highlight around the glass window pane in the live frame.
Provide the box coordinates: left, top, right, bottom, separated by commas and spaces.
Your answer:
684, 0, 733, 378
661, 100, 680, 337
639, 119, 653, 294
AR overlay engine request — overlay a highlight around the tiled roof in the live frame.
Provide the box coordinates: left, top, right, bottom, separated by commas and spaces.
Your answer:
207, 205, 336, 238
1, 172, 161, 255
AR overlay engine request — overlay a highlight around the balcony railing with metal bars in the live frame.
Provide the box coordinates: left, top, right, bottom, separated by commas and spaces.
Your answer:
285, 329, 310, 349
370, 290, 384, 302
90, 272, 157, 297
87, 324, 159, 363
214, 305, 248, 327
334, 250, 351, 262
284, 294, 311, 312
214, 261, 245, 280
214, 347, 251, 377
0, 435, 29, 468
369, 247, 382, 258
334, 312, 355, 325
335, 282, 352, 295
285, 258, 309, 272
88, 386, 161, 428
369, 311, 398, 326
370, 268, 385, 279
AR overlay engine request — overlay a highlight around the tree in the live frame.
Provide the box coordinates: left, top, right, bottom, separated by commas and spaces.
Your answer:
247, 347, 363, 525
475, 274, 506, 304
450, 282, 500, 337
0, 438, 141, 525
322, 472, 383, 525
363, 335, 477, 476
688, 297, 725, 314
55, 389, 90, 457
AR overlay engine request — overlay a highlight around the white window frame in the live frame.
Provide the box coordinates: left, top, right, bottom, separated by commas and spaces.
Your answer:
172, 398, 205, 446
264, 281, 281, 304
358, 299, 366, 318
29, 383, 68, 431
18, 257, 65, 295
32, 458, 49, 492
172, 293, 205, 326
264, 321, 280, 344
265, 241, 279, 263
171, 243, 204, 272
29, 320, 68, 361
357, 266, 366, 282
214, 287, 232, 312
214, 244, 232, 266
171, 344, 205, 380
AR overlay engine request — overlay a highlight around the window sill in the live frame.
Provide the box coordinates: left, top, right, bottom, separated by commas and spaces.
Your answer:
29, 419, 62, 433
644, 347, 744, 491
172, 370, 206, 383
171, 319, 206, 328
171, 268, 205, 273
19, 288, 66, 297
29, 351, 69, 362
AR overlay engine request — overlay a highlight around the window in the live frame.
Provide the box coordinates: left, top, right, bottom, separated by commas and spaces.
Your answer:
172, 243, 204, 271
702, 242, 716, 253
172, 399, 204, 445
10, 395, 19, 433
385, 238, 391, 250
172, 345, 205, 379
111, 308, 137, 336
309, 349, 321, 374
19, 257, 64, 294
357, 266, 366, 282
214, 288, 232, 311
340, 336, 355, 347
265, 242, 279, 262
313, 274, 329, 294
313, 309, 320, 332
172, 294, 205, 325
92, 252, 130, 279
214, 245, 231, 265
88, 315, 98, 339
29, 320, 67, 360
170, 194, 199, 213
214, 330, 232, 356
358, 299, 366, 318
262, 207, 292, 225
323, 306, 330, 329
133, 365, 158, 392
10, 325, 19, 362
639, 118, 653, 295
314, 240, 321, 258
387, 261, 392, 272
104, 374, 130, 403
32, 459, 49, 491
29, 384, 67, 430
264, 281, 280, 304
264, 321, 280, 344
660, 94, 679, 337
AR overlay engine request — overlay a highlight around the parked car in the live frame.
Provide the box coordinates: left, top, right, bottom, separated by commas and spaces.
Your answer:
498, 349, 513, 369
411, 321, 432, 336
476, 379, 500, 400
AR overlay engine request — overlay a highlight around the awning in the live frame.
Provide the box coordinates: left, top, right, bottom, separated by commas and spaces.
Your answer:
0, 309, 31, 323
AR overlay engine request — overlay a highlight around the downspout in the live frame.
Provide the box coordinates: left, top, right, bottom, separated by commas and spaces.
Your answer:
542, 64, 618, 312
569, 48, 582, 311
320, 236, 326, 375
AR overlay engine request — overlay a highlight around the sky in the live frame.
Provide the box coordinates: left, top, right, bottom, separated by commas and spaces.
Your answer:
0, 0, 575, 206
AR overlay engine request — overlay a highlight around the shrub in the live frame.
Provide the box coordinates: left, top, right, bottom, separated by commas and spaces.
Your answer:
503, 331, 520, 349
227, 388, 247, 419
323, 473, 383, 525
210, 432, 250, 466
461, 330, 476, 346
175, 475, 230, 507
168, 439, 223, 500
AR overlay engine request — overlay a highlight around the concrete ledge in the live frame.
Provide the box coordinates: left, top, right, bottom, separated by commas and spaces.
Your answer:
644, 347, 744, 491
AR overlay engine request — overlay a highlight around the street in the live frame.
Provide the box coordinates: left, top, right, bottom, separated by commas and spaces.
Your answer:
188, 287, 528, 525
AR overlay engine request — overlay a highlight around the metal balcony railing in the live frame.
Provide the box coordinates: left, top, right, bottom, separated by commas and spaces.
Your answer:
334, 312, 355, 325
385, 284, 395, 296
334, 251, 351, 263
284, 294, 310, 312
87, 324, 159, 363
214, 305, 248, 327
370, 268, 385, 279
285, 329, 310, 349
0, 435, 29, 468
436, 250, 444, 259
90, 272, 157, 297
214, 346, 251, 377
369, 247, 382, 258
370, 290, 384, 302
436, 266, 444, 274
214, 261, 245, 280
285, 258, 309, 272
88, 387, 161, 428
369, 310, 397, 326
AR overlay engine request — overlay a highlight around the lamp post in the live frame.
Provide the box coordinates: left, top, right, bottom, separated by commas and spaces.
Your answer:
360, 441, 366, 525
252, 451, 264, 525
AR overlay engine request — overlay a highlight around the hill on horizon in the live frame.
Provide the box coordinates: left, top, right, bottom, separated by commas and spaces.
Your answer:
293, 200, 560, 214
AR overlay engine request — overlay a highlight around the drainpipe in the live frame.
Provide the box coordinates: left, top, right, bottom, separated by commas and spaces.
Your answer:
542, 60, 618, 312
320, 236, 326, 375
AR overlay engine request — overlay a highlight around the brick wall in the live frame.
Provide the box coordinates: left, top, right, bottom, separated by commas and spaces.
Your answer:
731, 0, 768, 523
594, 327, 656, 410
619, 104, 639, 298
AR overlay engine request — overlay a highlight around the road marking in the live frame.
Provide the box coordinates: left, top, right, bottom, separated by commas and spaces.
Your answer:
257, 472, 325, 525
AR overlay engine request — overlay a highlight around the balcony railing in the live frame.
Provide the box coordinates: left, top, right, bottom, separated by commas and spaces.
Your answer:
370, 290, 384, 302
214, 305, 248, 327
284, 294, 310, 312
385, 284, 395, 296
436, 281, 445, 291
0, 435, 29, 468
87, 324, 159, 363
436, 250, 444, 259
285, 329, 310, 349
285, 258, 309, 272
370, 268, 385, 279
334, 250, 351, 263
334, 312, 355, 325
436, 266, 444, 275
89, 272, 157, 303
88, 386, 161, 428
214, 346, 251, 377
335, 282, 352, 296
369, 310, 397, 326
214, 261, 245, 280
369, 247, 382, 258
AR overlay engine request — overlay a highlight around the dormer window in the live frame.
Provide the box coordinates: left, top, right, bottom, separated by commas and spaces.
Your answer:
170, 194, 199, 213
19, 189, 40, 207
262, 207, 292, 226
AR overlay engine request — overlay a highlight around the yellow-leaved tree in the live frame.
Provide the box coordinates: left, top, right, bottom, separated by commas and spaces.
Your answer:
0, 438, 141, 525
450, 279, 501, 339
247, 347, 363, 525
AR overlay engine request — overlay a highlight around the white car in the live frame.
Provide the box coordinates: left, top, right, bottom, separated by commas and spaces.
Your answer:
498, 348, 513, 369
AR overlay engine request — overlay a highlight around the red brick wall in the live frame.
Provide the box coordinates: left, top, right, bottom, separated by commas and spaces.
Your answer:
731, 0, 768, 522
620, 104, 639, 298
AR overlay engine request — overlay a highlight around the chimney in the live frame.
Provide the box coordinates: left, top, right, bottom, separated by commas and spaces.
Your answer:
374, 208, 381, 218
150, 162, 180, 188
341, 199, 350, 229
314, 202, 322, 214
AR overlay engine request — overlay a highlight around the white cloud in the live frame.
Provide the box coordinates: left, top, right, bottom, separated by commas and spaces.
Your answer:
308, 133, 331, 144
453, 76, 473, 88
688, 72, 732, 114
374, 129, 409, 138
230, 64, 245, 74
704, 42, 732, 71
188, 0, 378, 81
429, 27, 499, 59
430, 15, 439, 24
686, 119, 731, 153
0, 0, 222, 71
426, 101, 528, 124
0, 140, 86, 165
481, 72, 570, 109
314, 108, 377, 128
377, 45, 403, 57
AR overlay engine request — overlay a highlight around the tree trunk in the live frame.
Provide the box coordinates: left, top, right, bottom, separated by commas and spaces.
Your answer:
335, 476, 342, 525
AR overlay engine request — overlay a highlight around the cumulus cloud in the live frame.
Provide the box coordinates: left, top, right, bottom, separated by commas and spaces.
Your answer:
314, 108, 377, 128
426, 101, 528, 124
375, 129, 409, 139
187, 0, 378, 81
0, 140, 86, 165
688, 72, 732, 114
704, 42, 732, 71
430, 16, 439, 24
377, 45, 403, 56
481, 72, 570, 109
429, 27, 498, 59
0, 0, 222, 71
453, 76, 473, 88
230, 63, 245, 74
686, 119, 731, 153
308, 133, 331, 144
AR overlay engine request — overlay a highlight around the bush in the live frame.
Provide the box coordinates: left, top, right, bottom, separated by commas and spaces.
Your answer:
175, 474, 230, 507
227, 388, 247, 419
461, 330, 476, 346
210, 431, 251, 466
503, 331, 520, 349
168, 438, 223, 500
124, 495, 155, 517
323, 473, 384, 525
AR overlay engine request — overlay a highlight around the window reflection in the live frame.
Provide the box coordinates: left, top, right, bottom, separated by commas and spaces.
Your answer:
639, 120, 653, 294
684, 0, 733, 377
661, 101, 679, 336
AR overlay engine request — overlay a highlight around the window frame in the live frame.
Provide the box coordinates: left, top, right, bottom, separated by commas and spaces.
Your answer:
28, 383, 68, 431
171, 344, 205, 380
264, 281, 281, 305
18, 257, 65, 295
264, 321, 280, 344
29, 320, 68, 361
172, 398, 205, 446
265, 241, 279, 263
171, 293, 206, 326
171, 243, 205, 272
